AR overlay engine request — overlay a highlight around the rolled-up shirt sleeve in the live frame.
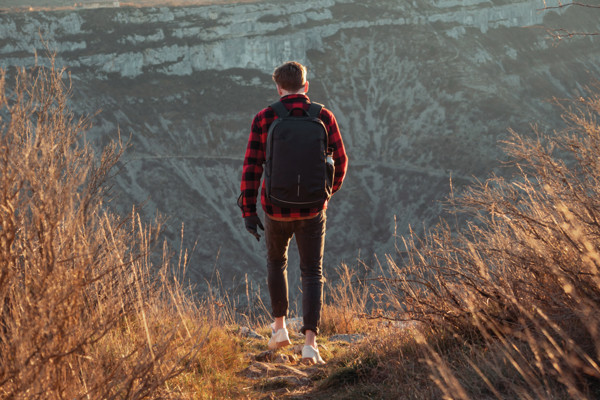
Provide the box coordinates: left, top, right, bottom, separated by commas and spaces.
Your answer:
322, 110, 348, 194
240, 114, 266, 217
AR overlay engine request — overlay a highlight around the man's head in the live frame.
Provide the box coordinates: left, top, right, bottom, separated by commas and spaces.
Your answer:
272, 61, 308, 95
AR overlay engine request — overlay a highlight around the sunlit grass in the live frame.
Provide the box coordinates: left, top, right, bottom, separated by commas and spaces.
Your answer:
3, 56, 600, 399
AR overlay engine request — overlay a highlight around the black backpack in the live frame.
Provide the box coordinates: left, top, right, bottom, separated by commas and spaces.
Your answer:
264, 101, 334, 208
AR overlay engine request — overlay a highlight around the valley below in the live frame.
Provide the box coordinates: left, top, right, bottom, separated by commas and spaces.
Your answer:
1, 0, 599, 302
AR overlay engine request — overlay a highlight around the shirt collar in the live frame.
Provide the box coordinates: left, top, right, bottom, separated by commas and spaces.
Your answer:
280, 93, 310, 102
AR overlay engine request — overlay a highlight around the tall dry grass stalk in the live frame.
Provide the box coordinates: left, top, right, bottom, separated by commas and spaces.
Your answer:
0, 59, 205, 399
321, 263, 373, 335
384, 89, 600, 399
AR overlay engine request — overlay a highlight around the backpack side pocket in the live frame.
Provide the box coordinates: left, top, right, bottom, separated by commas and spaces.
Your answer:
325, 148, 335, 198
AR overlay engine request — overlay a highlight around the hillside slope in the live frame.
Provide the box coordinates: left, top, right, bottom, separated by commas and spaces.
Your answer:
1, 0, 598, 295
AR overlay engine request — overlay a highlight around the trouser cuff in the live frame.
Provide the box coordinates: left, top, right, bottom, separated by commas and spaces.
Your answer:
300, 325, 319, 336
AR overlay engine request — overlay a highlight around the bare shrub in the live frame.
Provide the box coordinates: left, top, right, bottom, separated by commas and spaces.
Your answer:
384, 89, 600, 399
0, 59, 204, 399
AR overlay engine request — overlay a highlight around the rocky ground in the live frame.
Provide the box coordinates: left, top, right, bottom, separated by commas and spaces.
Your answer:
235, 321, 366, 399
233, 317, 415, 399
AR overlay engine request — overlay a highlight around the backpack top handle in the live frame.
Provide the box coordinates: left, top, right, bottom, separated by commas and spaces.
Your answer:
270, 101, 323, 119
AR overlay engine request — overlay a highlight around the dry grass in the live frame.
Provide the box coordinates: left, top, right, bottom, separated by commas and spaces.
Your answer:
379, 88, 600, 399
320, 263, 374, 336
0, 56, 395, 399
0, 58, 213, 399
6, 51, 600, 400
313, 325, 437, 400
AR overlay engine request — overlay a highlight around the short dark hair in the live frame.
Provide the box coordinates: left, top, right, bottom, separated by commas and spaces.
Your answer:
272, 61, 307, 92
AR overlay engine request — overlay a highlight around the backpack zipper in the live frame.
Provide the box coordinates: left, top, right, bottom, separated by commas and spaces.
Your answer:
270, 195, 323, 206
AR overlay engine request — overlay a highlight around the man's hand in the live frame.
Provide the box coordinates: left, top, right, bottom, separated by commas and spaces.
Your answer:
244, 215, 264, 241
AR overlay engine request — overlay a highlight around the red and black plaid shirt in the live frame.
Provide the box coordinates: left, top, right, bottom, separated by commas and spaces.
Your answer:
240, 94, 348, 219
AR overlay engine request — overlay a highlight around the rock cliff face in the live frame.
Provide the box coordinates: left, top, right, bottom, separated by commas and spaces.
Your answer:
1, 0, 599, 296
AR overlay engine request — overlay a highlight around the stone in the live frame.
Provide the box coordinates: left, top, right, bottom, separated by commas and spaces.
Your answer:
272, 353, 290, 364
239, 326, 265, 340
240, 362, 272, 379
255, 350, 276, 362
328, 333, 366, 343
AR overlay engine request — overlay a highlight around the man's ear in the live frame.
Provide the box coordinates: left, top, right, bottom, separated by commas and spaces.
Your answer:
303, 81, 309, 93
276, 84, 284, 96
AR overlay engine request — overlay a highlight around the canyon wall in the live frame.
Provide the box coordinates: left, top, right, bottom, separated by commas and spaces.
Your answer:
1, 0, 599, 300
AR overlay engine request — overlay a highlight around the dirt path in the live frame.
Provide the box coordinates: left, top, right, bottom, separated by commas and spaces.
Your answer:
234, 323, 368, 399
240, 345, 327, 399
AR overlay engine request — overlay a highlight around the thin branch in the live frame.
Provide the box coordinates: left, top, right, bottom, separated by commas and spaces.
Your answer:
540, 1, 600, 41
540, 2, 600, 10
547, 28, 600, 40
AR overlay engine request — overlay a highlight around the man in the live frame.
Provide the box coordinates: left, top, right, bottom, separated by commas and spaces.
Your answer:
239, 61, 348, 364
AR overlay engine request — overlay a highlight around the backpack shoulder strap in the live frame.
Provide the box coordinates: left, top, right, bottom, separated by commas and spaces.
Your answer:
308, 102, 323, 118
269, 101, 289, 118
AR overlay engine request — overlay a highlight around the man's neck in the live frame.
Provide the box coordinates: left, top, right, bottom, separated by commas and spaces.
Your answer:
280, 90, 306, 97
277, 82, 309, 97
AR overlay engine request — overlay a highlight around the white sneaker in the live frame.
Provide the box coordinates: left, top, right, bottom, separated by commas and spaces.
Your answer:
268, 323, 292, 350
302, 345, 325, 365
